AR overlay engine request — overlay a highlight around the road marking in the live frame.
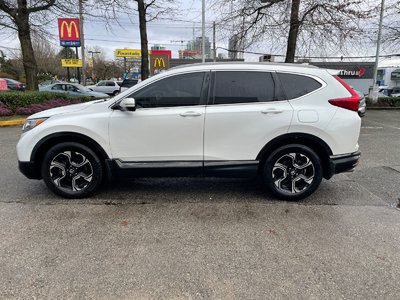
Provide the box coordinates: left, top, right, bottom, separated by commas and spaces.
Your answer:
361, 126, 383, 129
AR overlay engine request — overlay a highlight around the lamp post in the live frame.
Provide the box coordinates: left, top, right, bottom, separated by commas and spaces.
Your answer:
202, 0, 205, 63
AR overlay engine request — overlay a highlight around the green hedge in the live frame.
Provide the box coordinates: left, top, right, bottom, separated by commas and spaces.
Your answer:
0, 91, 96, 109
366, 97, 400, 107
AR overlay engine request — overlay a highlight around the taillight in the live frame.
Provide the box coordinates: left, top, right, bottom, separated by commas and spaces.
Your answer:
328, 76, 360, 112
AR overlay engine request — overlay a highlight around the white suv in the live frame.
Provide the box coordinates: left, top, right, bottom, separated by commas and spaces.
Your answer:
17, 63, 361, 200
87, 80, 121, 96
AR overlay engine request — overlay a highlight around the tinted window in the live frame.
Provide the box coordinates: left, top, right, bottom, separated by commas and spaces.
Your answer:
51, 84, 65, 91
121, 79, 138, 88
132, 72, 204, 108
214, 71, 275, 104
278, 73, 322, 99
107, 81, 115, 86
66, 85, 78, 92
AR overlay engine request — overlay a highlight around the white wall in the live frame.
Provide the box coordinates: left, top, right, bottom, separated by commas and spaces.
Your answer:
343, 78, 373, 95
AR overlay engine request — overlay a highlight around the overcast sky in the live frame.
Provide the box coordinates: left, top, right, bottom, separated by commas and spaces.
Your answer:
0, 0, 397, 63
1, 0, 243, 60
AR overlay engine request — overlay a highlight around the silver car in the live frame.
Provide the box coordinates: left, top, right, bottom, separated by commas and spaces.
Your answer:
39, 83, 109, 98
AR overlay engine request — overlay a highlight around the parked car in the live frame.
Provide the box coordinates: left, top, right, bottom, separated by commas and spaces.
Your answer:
0, 78, 26, 91
354, 90, 366, 117
118, 78, 139, 93
17, 62, 361, 200
39, 83, 108, 98
87, 80, 121, 96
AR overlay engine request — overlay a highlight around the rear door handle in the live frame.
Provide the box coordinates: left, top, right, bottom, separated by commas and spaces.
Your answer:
261, 108, 284, 114
180, 111, 202, 117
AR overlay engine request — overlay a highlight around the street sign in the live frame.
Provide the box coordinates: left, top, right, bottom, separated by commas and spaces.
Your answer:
58, 18, 81, 47
88, 58, 94, 68
150, 54, 169, 76
115, 49, 156, 58
116, 49, 142, 58
61, 59, 83, 68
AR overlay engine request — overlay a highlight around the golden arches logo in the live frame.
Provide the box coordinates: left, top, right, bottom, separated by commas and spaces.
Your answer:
154, 58, 165, 68
60, 21, 80, 39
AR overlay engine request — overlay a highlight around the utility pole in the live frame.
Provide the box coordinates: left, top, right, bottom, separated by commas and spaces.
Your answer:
202, 0, 205, 63
371, 0, 385, 102
79, 0, 86, 85
213, 21, 216, 62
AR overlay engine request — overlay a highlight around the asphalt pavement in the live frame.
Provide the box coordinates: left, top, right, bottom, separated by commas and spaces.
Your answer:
1, 110, 400, 299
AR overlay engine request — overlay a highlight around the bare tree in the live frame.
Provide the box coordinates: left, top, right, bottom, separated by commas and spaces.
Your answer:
97, 0, 177, 80
380, 0, 400, 51
215, 0, 375, 62
0, 1, 60, 89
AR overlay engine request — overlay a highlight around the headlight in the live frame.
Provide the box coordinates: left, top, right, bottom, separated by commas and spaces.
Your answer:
22, 118, 48, 133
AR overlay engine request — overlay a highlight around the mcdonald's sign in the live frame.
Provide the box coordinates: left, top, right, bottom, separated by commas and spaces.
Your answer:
150, 54, 169, 76
58, 18, 81, 47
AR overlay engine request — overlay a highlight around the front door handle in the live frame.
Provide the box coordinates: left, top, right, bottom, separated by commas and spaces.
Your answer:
261, 108, 284, 114
180, 111, 202, 117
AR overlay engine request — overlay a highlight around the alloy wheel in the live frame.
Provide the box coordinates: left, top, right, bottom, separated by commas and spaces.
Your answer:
272, 152, 315, 194
49, 151, 93, 192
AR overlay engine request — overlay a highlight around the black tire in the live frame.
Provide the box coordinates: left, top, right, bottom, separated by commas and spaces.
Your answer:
113, 90, 120, 96
41, 142, 103, 199
262, 144, 323, 201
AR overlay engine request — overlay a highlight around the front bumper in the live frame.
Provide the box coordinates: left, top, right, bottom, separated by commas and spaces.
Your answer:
327, 151, 361, 179
18, 161, 41, 180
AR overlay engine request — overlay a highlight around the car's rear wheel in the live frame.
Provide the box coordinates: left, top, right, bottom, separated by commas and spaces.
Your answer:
41, 142, 103, 198
262, 144, 322, 201
113, 90, 120, 96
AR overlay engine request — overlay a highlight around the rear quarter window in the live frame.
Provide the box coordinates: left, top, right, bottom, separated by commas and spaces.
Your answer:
277, 73, 322, 99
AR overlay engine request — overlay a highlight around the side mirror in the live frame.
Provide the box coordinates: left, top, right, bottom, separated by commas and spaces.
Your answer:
119, 97, 136, 111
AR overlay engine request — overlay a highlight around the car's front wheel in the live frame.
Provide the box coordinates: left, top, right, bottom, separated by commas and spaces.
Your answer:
262, 144, 322, 201
41, 142, 103, 198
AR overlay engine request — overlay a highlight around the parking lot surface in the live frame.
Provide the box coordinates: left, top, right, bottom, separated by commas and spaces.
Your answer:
1, 110, 400, 299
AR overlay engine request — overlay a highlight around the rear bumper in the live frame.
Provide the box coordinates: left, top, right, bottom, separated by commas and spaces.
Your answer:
18, 161, 41, 180
327, 151, 361, 179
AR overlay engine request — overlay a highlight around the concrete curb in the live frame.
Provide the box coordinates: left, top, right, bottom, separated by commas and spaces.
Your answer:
367, 107, 400, 110
0, 119, 26, 127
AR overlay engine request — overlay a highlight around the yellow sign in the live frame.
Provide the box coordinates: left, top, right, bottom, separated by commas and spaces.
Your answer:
115, 49, 151, 58
154, 58, 166, 68
61, 59, 82, 68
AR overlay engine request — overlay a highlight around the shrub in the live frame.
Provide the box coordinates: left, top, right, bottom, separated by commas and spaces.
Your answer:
0, 91, 69, 109
366, 97, 400, 107
0, 101, 13, 116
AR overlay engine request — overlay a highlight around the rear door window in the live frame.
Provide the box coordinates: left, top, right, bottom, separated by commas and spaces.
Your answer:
277, 73, 322, 99
213, 71, 275, 104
